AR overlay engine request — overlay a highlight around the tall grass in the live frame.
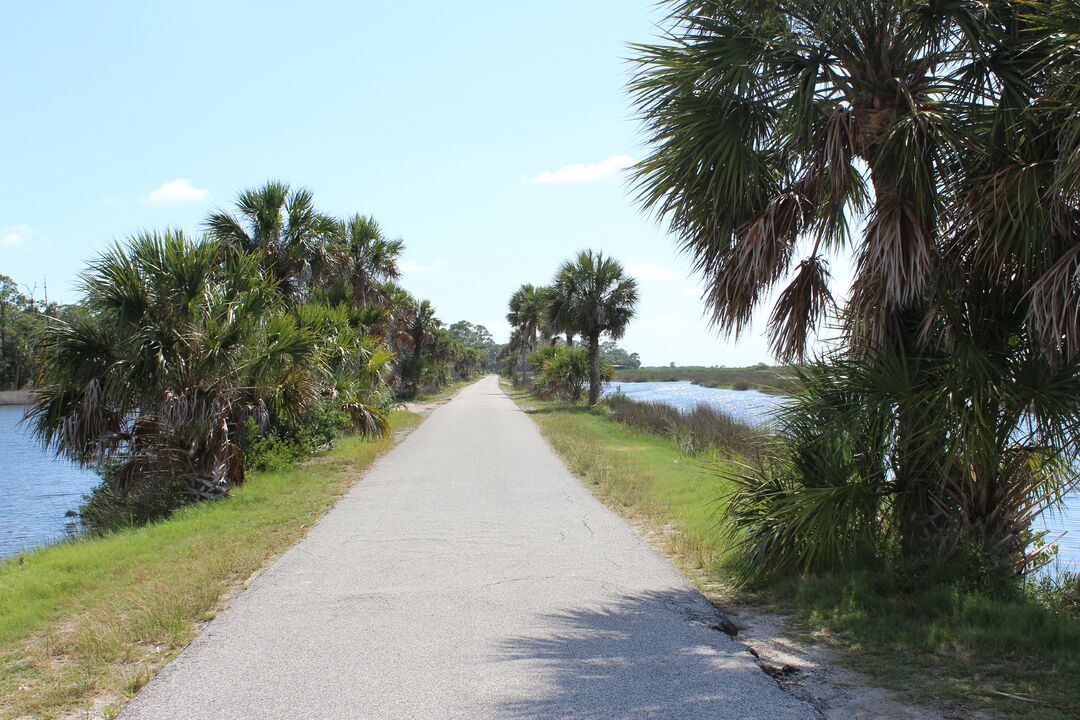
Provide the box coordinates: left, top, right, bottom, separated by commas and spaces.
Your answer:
602, 391, 764, 458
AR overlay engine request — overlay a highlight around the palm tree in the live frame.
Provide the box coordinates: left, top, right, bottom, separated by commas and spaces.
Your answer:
205, 181, 338, 301
546, 279, 580, 347
336, 214, 404, 307
402, 299, 441, 397
506, 283, 545, 381
28, 230, 320, 507
555, 250, 639, 405
630, 0, 1080, 566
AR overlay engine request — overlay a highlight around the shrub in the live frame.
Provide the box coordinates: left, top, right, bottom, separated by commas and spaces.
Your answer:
77, 463, 192, 532
529, 346, 611, 402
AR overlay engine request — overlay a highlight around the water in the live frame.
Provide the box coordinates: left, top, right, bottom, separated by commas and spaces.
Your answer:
604, 380, 1079, 573
603, 379, 786, 427
0, 405, 99, 559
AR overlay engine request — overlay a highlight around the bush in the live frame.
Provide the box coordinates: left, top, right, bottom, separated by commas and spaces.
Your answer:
77, 463, 192, 532
243, 398, 353, 472
529, 345, 611, 402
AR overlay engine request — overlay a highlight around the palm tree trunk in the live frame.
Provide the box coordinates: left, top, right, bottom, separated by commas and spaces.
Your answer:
566, 332, 574, 347
588, 333, 601, 405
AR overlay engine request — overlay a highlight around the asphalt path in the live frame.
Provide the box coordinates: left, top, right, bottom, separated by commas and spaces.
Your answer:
121, 375, 816, 719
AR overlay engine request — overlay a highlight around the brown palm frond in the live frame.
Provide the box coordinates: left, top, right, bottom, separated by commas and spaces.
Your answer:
856, 194, 932, 310
817, 107, 861, 196
1027, 242, 1080, 360
705, 188, 816, 335
768, 256, 835, 361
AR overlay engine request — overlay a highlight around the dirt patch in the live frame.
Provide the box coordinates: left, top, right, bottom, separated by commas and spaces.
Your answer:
721, 603, 989, 720
402, 392, 460, 417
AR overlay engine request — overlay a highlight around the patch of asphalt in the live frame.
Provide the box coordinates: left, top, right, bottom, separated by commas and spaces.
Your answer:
120, 376, 817, 719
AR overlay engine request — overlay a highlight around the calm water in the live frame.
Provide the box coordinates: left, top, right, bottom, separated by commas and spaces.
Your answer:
604, 380, 1079, 572
0, 405, 99, 558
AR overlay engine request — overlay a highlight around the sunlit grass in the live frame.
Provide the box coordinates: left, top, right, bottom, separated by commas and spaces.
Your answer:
506, 384, 1080, 720
0, 411, 421, 719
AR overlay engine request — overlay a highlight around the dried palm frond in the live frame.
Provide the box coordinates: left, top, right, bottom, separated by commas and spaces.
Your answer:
768, 256, 835, 361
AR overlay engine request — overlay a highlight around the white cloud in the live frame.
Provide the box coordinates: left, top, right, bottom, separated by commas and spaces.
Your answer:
400, 258, 448, 274
146, 178, 210, 205
0, 224, 32, 248
527, 154, 634, 184
626, 261, 681, 282
682, 286, 704, 298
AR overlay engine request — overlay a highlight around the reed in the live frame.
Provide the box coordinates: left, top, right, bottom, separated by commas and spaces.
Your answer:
602, 391, 764, 458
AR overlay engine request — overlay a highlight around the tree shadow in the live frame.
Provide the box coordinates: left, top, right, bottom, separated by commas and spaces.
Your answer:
494, 589, 809, 720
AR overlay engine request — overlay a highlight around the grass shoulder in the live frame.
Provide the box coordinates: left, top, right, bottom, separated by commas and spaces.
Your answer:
505, 382, 1079, 720
0, 410, 422, 720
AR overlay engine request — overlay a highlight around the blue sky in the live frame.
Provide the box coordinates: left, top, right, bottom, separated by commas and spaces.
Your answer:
0, 1, 837, 366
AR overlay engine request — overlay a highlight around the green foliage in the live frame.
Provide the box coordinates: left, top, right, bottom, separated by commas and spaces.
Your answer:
0, 275, 83, 390
599, 340, 640, 369
241, 399, 354, 472
30, 182, 416, 528
447, 320, 499, 370
722, 351, 1080, 583
529, 345, 609, 401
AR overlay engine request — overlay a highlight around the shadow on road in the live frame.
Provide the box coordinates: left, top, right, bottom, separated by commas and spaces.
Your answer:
494, 590, 784, 720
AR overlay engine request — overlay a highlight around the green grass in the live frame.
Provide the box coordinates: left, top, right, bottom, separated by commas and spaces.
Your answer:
506, 384, 1080, 720
0, 410, 421, 720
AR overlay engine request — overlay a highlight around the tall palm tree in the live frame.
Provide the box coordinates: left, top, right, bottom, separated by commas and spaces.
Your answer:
630, 0, 1080, 564
546, 279, 580, 347
336, 214, 404, 307
506, 283, 545, 381
555, 250, 639, 405
205, 181, 338, 301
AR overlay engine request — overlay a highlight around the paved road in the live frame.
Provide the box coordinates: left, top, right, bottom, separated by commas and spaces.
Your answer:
122, 376, 815, 719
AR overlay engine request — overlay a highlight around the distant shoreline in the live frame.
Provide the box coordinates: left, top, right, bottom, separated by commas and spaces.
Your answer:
0, 390, 33, 406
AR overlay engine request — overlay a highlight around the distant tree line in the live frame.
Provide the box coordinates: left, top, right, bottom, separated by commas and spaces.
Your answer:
0, 276, 84, 390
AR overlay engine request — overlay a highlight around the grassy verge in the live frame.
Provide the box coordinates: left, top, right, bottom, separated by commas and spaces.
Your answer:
0, 410, 421, 720
505, 384, 1080, 720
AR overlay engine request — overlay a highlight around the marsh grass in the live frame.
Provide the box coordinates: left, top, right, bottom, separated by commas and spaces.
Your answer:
506, 384, 1080, 720
0, 411, 420, 720
602, 391, 765, 459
